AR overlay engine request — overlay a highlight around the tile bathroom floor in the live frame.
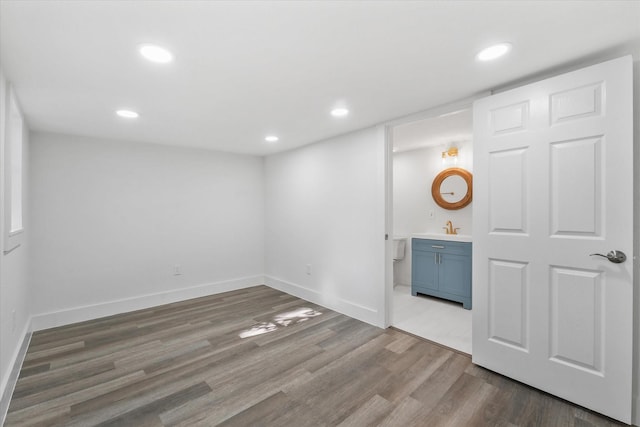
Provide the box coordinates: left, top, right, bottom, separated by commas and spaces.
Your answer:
391, 284, 472, 354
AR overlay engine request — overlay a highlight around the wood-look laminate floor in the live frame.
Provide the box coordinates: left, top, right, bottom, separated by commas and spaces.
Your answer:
6, 286, 624, 427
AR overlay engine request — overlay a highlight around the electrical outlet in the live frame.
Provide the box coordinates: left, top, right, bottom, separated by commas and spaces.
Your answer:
174, 265, 182, 276
428, 210, 435, 220
306, 264, 312, 275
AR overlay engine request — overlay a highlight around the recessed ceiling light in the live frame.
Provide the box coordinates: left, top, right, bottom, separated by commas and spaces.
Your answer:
139, 44, 174, 63
265, 135, 279, 143
331, 108, 349, 117
116, 109, 139, 118
476, 43, 512, 61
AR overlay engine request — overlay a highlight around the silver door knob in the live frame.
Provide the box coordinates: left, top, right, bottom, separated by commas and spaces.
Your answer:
589, 250, 627, 264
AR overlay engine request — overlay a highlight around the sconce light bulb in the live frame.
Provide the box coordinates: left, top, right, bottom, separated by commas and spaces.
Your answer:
442, 146, 459, 168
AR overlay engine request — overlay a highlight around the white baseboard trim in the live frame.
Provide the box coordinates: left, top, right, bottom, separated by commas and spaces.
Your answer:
31, 275, 264, 331
0, 320, 32, 426
264, 275, 383, 327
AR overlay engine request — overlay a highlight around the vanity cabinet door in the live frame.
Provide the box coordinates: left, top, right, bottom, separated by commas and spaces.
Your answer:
439, 252, 472, 308
411, 249, 438, 293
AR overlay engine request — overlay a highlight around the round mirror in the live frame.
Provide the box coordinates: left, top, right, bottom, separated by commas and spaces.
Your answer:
431, 168, 473, 210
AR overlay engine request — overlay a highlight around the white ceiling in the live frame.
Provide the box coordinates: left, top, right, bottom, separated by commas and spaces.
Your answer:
1, 1, 639, 156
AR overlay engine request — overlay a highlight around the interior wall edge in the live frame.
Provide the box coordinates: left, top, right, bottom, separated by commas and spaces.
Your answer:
30, 275, 264, 332
632, 57, 640, 427
0, 319, 32, 426
264, 275, 383, 328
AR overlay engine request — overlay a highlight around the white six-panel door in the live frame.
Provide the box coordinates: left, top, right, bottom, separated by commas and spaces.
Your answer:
472, 56, 633, 423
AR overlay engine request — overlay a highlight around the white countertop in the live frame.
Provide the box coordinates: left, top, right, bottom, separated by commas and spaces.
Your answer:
411, 233, 472, 242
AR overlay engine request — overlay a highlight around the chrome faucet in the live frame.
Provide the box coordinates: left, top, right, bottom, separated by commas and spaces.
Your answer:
443, 221, 460, 235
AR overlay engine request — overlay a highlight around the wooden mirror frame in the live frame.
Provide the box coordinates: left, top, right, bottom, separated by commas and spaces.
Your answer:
431, 167, 473, 210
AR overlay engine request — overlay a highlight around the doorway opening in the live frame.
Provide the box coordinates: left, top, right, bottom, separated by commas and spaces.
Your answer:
388, 106, 473, 354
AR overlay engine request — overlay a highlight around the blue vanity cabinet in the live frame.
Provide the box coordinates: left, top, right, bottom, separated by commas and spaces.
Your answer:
411, 238, 472, 309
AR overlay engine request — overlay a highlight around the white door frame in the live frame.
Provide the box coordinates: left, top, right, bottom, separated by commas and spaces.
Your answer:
382, 94, 486, 328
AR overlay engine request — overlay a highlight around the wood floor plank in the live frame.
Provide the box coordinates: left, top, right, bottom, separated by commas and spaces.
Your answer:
12, 360, 115, 400
378, 346, 452, 404
377, 395, 425, 427
336, 394, 395, 427
420, 372, 499, 427
409, 352, 470, 404
385, 333, 419, 354
6, 370, 146, 425
172, 368, 311, 426
217, 391, 326, 427
214, 391, 296, 427
91, 382, 212, 427
14, 363, 50, 379
5, 285, 627, 427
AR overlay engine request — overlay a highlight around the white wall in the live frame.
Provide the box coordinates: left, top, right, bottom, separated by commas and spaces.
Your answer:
0, 68, 31, 420
264, 126, 387, 327
28, 133, 265, 328
392, 140, 473, 286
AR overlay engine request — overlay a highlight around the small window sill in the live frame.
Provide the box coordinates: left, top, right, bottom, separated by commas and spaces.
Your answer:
8, 228, 24, 238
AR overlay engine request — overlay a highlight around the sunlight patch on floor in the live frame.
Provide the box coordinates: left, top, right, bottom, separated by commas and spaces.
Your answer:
239, 307, 323, 338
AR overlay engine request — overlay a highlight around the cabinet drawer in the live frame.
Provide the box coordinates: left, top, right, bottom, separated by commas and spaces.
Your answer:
412, 238, 471, 256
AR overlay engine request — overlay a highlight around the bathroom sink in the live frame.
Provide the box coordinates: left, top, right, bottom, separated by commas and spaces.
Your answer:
412, 233, 472, 242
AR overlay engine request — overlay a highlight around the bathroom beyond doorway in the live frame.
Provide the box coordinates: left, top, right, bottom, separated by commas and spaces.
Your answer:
390, 107, 473, 354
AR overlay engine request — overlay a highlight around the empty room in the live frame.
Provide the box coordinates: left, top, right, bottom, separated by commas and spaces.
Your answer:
1, 1, 640, 426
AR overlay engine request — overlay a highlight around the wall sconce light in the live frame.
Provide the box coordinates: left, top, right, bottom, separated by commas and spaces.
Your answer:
442, 146, 459, 167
